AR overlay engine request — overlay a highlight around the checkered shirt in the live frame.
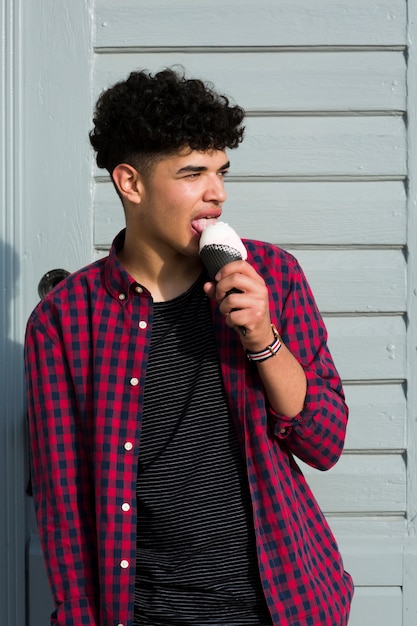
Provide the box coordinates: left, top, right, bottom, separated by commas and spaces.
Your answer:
25, 230, 353, 626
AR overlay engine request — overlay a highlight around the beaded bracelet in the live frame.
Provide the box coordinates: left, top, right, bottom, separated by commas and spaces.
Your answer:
245, 324, 282, 362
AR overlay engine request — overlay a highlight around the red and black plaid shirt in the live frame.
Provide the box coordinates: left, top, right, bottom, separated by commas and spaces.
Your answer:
25, 230, 353, 626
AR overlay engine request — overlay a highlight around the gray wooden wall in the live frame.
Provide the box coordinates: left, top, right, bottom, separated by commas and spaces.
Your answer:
1, 1, 416, 624
92, 2, 417, 624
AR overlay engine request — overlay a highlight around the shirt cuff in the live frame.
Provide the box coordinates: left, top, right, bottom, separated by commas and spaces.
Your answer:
268, 372, 321, 439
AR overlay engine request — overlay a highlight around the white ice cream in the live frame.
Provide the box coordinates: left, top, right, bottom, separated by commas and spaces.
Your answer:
199, 221, 247, 260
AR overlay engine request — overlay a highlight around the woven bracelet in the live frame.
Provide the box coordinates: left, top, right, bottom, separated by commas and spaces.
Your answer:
245, 324, 282, 363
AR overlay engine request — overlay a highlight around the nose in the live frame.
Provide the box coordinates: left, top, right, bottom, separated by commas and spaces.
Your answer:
203, 173, 227, 204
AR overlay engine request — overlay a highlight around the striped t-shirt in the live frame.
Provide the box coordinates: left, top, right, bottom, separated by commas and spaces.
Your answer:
133, 276, 272, 625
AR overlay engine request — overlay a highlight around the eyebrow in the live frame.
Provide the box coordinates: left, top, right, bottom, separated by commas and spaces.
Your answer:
176, 160, 230, 175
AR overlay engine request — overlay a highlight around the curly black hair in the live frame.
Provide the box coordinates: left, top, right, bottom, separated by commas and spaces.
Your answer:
89, 67, 246, 176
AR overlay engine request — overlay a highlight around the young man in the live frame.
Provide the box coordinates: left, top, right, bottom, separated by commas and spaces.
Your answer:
25, 68, 353, 626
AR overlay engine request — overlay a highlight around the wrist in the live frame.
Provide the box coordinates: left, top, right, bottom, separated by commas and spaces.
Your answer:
245, 324, 282, 362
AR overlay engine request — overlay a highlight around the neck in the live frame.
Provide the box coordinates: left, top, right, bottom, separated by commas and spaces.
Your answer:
118, 232, 203, 302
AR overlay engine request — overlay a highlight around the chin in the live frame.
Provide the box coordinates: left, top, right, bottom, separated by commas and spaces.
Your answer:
181, 242, 200, 259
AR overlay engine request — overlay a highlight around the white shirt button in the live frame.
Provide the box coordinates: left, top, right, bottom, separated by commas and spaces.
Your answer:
118, 293, 126, 301
135, 285, 143, 293
130, 377, 139, 386
138, 320, 147, 329
120, 559, 129, 569
121, 502, 131, 512
124, 441, 133, 451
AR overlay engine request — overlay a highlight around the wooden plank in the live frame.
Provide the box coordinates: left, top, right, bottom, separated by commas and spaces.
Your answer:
324, 316, 406, 381
93, 180, 407, 247
94, 50, 406, 112
298, 453, 406, 514
343, 383, 406, 451
233, 116, 406, 177
328, 519, 406, 589
94, 0, 406, 47
328, 517, 407, 540
341, 539, 404, 585
223, 180, 407, 245
348, 587, 402, 626
287, 249, 406, 314
403, 538, 417, 623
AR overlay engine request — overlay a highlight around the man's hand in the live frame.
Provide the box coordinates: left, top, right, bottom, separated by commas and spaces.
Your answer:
203, 260, 274, 352
203, 259, 307, 418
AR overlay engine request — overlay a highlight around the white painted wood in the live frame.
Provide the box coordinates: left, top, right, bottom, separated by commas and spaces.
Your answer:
324, 316, 406, 381
235, 116, 407, 177
94, 0, 407, 47
341, 537, 404, 585
287, 248, 406, 314
403, 3, 417, 623
299, 453, 406, 513
95, 50, 406, 112
331, 533, 404, 623
348, 587, 402, 626
330, 524, 405, 614
329, 516, 407, 541
90, 0, 413, 618
21, 1, 94, 310
15, 0, 416, 623
343, 384, 406, 451
93, 179, 407, 246
403, 538, 417, 622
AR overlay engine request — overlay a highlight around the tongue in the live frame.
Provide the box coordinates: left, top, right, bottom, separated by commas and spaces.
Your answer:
192, 218, 218, 235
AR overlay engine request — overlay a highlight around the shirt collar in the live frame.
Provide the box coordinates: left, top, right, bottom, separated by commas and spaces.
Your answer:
104, 229, 147, 303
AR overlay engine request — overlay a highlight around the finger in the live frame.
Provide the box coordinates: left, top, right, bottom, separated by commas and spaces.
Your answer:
216, 274, 267, 305
214, 259, 260, 283
202, 281, 217, 300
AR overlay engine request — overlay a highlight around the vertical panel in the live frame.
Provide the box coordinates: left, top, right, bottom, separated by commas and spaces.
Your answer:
403, 0, 417, 621
21, 0, 94, 314
0, 0, 27, 624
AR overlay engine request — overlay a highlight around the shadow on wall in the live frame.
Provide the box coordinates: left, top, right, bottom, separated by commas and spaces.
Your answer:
0, 235, 71, 623
0, 240, 68, 625
0, 238, 55, 625
0, 239, 28, 623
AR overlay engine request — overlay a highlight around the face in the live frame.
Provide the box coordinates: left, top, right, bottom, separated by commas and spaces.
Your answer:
132, 148, 229, 258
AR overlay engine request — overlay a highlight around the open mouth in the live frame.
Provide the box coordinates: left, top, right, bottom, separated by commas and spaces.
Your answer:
191, 217, 219, 236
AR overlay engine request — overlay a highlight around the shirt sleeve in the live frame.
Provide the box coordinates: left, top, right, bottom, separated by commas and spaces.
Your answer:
268, 257, 349, 471
25, 308, 100, 625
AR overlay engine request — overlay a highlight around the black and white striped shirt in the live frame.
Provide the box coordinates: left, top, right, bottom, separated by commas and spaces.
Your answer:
133, 277, 271, 625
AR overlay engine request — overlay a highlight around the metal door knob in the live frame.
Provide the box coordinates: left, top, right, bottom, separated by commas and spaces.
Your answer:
37, 268, 70, 299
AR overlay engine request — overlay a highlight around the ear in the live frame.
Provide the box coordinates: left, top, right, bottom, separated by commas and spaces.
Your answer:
112, 164, 143, 204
